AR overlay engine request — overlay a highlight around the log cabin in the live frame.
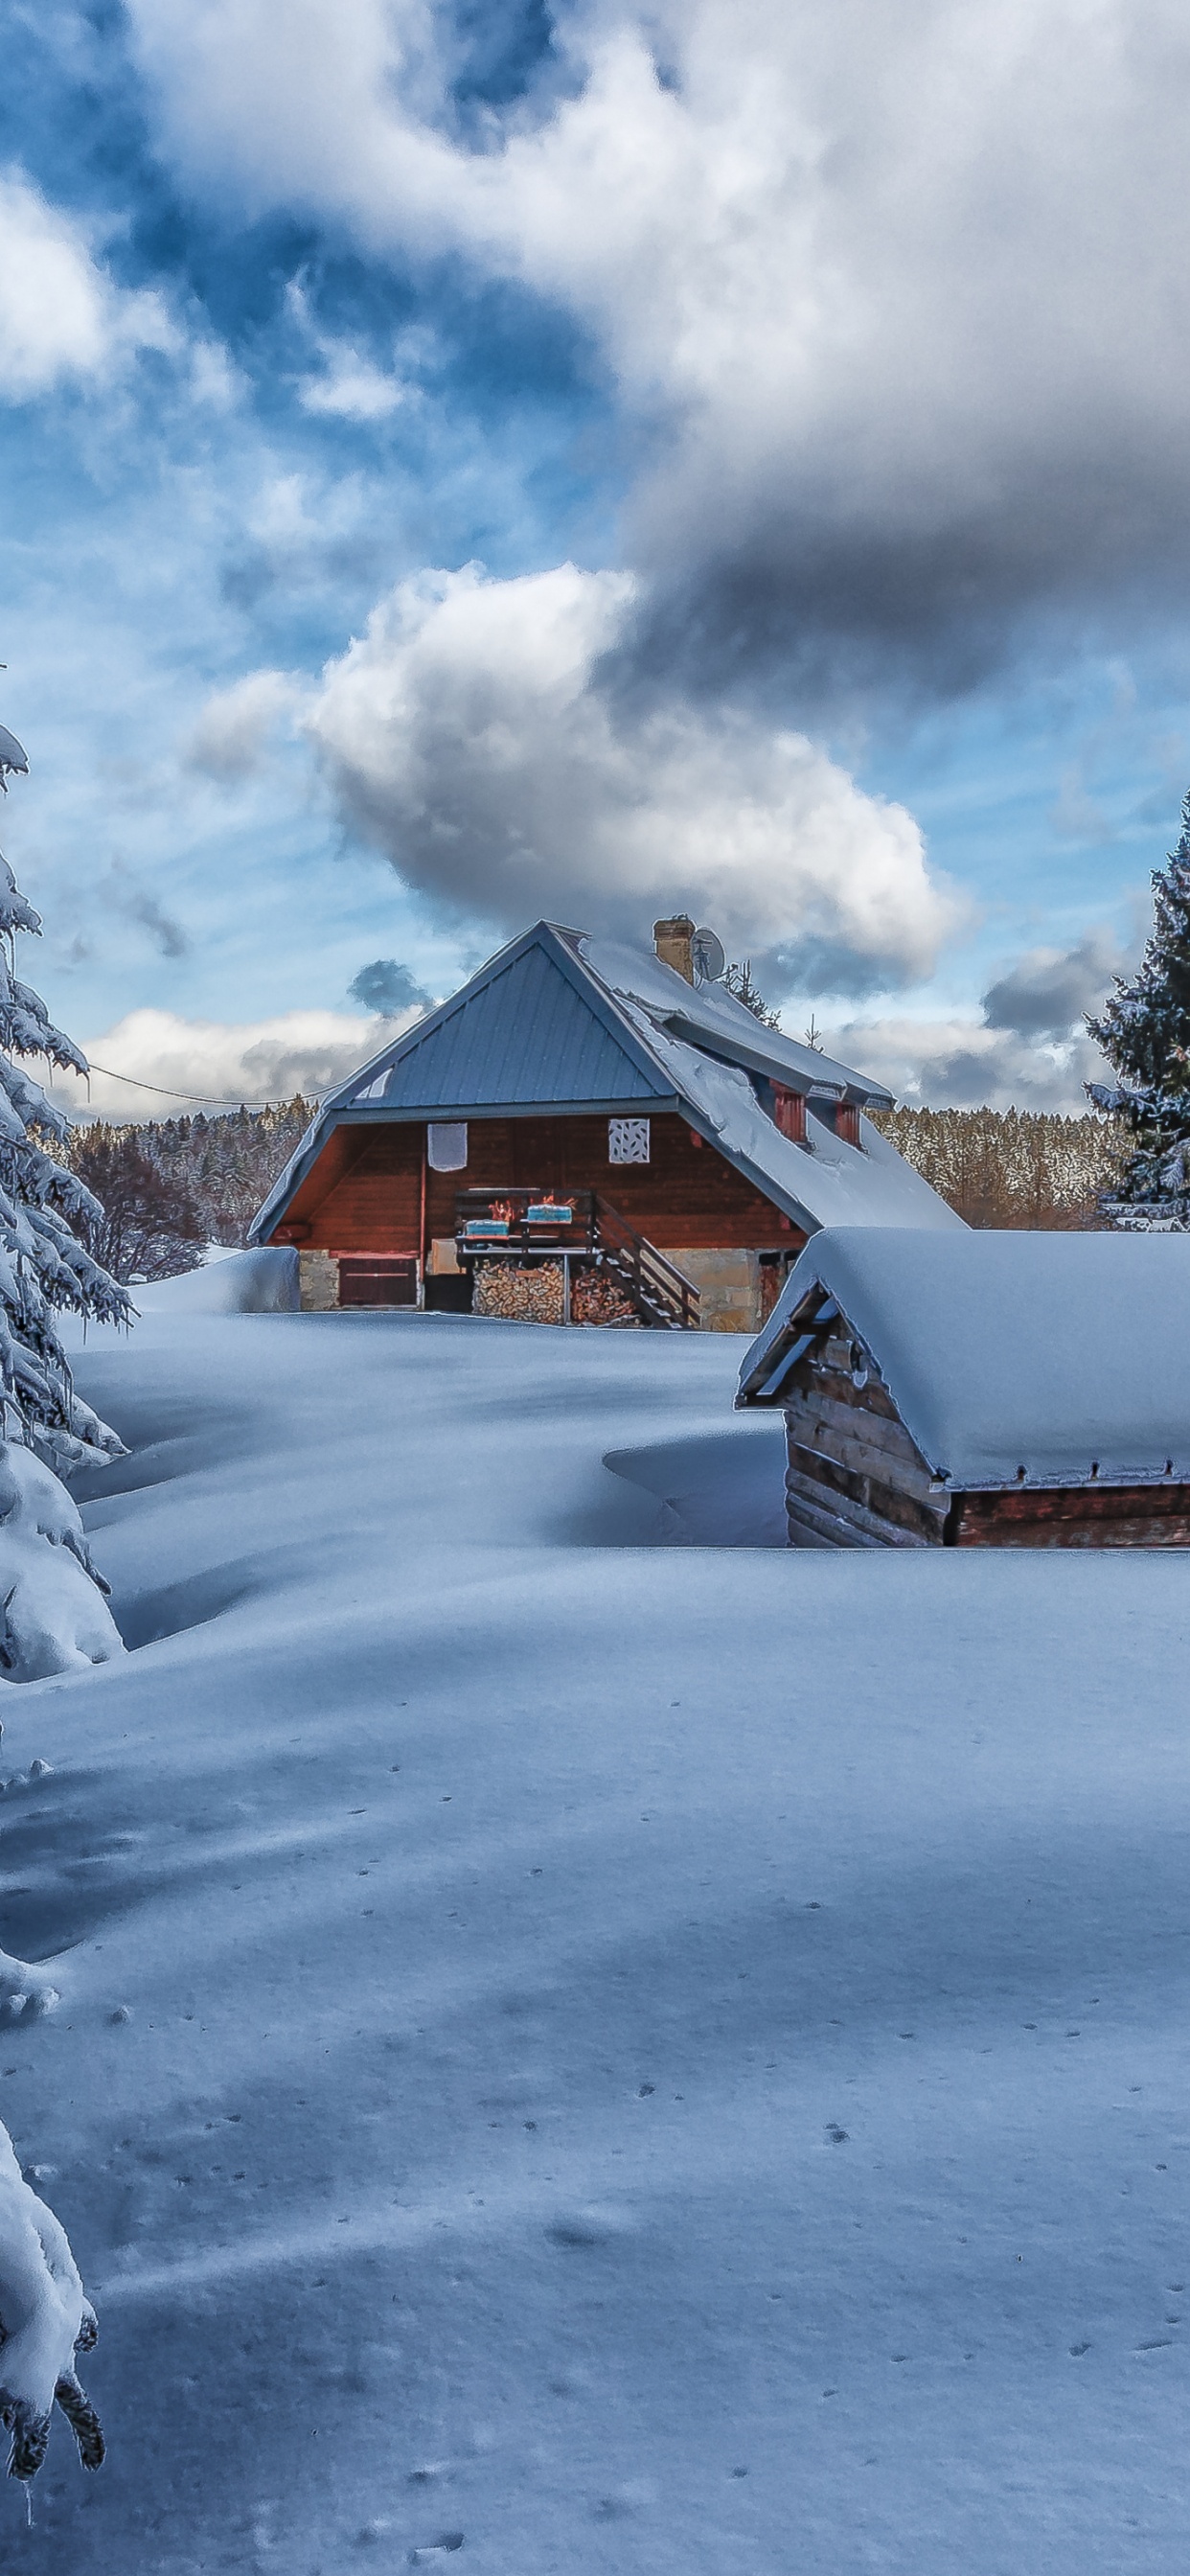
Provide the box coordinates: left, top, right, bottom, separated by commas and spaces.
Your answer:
736, 1225, 1190, 1546
248, 919, 960, 1330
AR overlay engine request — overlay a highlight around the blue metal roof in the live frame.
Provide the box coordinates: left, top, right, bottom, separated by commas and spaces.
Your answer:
346, 930, 664, 1113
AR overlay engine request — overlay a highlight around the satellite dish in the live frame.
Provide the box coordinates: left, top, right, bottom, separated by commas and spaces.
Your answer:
692, 926, 725, 984
0, 725, 28, 781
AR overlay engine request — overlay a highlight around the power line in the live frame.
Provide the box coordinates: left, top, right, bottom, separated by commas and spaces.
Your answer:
82, 1061, 318, 1109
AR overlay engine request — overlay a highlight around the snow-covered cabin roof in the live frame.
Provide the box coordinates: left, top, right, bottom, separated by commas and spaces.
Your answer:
249, 922, 961, 1244
737, 1226, 1190, 1489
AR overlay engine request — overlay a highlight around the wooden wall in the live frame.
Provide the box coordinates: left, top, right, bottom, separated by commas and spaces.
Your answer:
948, 1485, 1190, 1548
782, 1340, 948, 1548
781, 1325, 1190, 1550
271, 1111, 802, 1255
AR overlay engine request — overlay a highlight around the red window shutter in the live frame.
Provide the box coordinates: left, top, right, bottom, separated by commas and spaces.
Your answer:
837, 1104, 860, 1148
772, 1086, 806, 1143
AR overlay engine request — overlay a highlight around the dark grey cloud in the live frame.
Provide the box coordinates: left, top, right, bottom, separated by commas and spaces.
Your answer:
348, 958, 431, 1017
827, 928, 1125, 1108
109, 860, 189, 959
981, 934, 1121, 1044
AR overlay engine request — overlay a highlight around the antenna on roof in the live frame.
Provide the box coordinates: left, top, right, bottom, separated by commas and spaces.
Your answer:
691, 927, 725, 984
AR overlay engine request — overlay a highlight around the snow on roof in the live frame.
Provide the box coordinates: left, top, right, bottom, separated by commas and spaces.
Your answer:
572, 932, 891, 1102
737, 1226, 1190, 1488
616, 1014, 962, 1233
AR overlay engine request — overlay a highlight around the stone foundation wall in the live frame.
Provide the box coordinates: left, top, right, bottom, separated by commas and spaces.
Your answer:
664, 1247, 762, 1333
298, 1250, 340, 1311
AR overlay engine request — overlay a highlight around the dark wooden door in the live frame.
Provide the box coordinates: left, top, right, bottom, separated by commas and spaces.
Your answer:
338, 1256, 418, 1307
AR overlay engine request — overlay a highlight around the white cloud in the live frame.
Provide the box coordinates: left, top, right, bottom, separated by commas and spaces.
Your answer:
826, 1017, 1110, 1113
299, 349, 406, 421
52, 1004, 411, 1118
184, 670, 302, 779
122, 3, 1190, 647
0, 168, 177, 401
306, 562, 956, 985
826, 924, 1124, 1106
286, 286, 410, 420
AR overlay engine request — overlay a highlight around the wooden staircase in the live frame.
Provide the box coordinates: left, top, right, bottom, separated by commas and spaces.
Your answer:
454, 1188, 699, 1329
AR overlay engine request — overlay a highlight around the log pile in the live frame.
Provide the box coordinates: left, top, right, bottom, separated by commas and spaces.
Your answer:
570, 1270, 640, 1327
473, 1262, 564, 1324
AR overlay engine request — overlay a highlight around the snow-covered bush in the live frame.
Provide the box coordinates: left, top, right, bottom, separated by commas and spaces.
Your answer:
0, 721, 130, 1679
0, 1443, 122, 1681
0, 2116, 103, 2482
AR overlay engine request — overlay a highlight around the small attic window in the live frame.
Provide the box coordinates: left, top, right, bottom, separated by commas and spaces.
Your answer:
427, 1122, 468, 1172
810, 1098, 862, 1149
771, 1086, 806, 1144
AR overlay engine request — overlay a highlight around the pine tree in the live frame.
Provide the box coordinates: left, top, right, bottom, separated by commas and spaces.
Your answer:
1087, 788, 1190, 1228
0, 724, 130, 1462
723, 959, 782, 1029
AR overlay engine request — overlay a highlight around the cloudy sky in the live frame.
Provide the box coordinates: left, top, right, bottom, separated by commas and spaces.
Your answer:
4, 0, 1190, 1116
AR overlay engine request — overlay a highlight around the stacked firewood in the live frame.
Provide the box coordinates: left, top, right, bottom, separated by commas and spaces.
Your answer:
473, 1263, 565, 1324
570, 1269, 640, 1327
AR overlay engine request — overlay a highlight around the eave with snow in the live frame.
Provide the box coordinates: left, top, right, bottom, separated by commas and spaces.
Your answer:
249, 918, 959, 1330
737, 1227, 1190, 1547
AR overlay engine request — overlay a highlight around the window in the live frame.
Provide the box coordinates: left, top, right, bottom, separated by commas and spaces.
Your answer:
771, 1086, 806, 1144
427, 1122, 468, 1172
608, 1117, 651, 1164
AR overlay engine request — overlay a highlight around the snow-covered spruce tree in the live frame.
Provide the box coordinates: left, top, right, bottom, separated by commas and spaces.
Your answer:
0, 721, 129, 1680
1087, 788, 1190, 1228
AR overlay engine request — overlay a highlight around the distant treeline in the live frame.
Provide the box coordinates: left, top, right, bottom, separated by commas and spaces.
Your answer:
868, 1107, 1127, 1230
64, 1099, 315, 1281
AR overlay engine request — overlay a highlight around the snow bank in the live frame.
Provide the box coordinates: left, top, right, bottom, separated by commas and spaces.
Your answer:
11, 1307, 1190, 2568
133, 1245, 299, 1316
0, 1443, 123, 1684
0, 2121, 102, 2480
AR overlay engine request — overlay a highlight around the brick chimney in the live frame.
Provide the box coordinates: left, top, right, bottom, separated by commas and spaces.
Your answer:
653, 915, 696, 983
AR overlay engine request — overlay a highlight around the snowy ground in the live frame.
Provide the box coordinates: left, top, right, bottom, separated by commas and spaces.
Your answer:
1, 1305, 1189, 2570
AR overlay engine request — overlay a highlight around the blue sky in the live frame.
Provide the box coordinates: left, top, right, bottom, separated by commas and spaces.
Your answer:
3, 0, 1190, 1116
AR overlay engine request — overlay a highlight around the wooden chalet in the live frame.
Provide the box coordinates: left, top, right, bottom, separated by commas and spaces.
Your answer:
737, 1226, 1190, 1547
249, 918, 959, 1330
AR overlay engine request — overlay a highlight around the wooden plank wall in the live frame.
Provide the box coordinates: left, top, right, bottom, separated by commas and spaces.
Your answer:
782, 1332, 947, 1548
950, 1486, 1190, 1548
273, 1112, 801, 1254
782, 1327, 1190, 1550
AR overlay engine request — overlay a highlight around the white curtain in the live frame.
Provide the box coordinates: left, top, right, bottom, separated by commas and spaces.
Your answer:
427, 1122, 469, 1172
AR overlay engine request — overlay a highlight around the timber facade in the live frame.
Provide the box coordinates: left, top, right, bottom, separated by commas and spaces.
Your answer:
250, 920, 958, 1331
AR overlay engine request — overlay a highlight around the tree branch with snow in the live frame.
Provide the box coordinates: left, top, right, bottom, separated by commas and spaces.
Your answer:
0, 2119, 103, 2483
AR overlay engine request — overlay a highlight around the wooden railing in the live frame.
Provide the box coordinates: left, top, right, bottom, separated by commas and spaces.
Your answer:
453, 1187, 699, 1330
590, 1194, 699, 1331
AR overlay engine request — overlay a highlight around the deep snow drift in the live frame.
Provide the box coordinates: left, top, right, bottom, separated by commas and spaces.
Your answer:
0, 1308, 1188, 2569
